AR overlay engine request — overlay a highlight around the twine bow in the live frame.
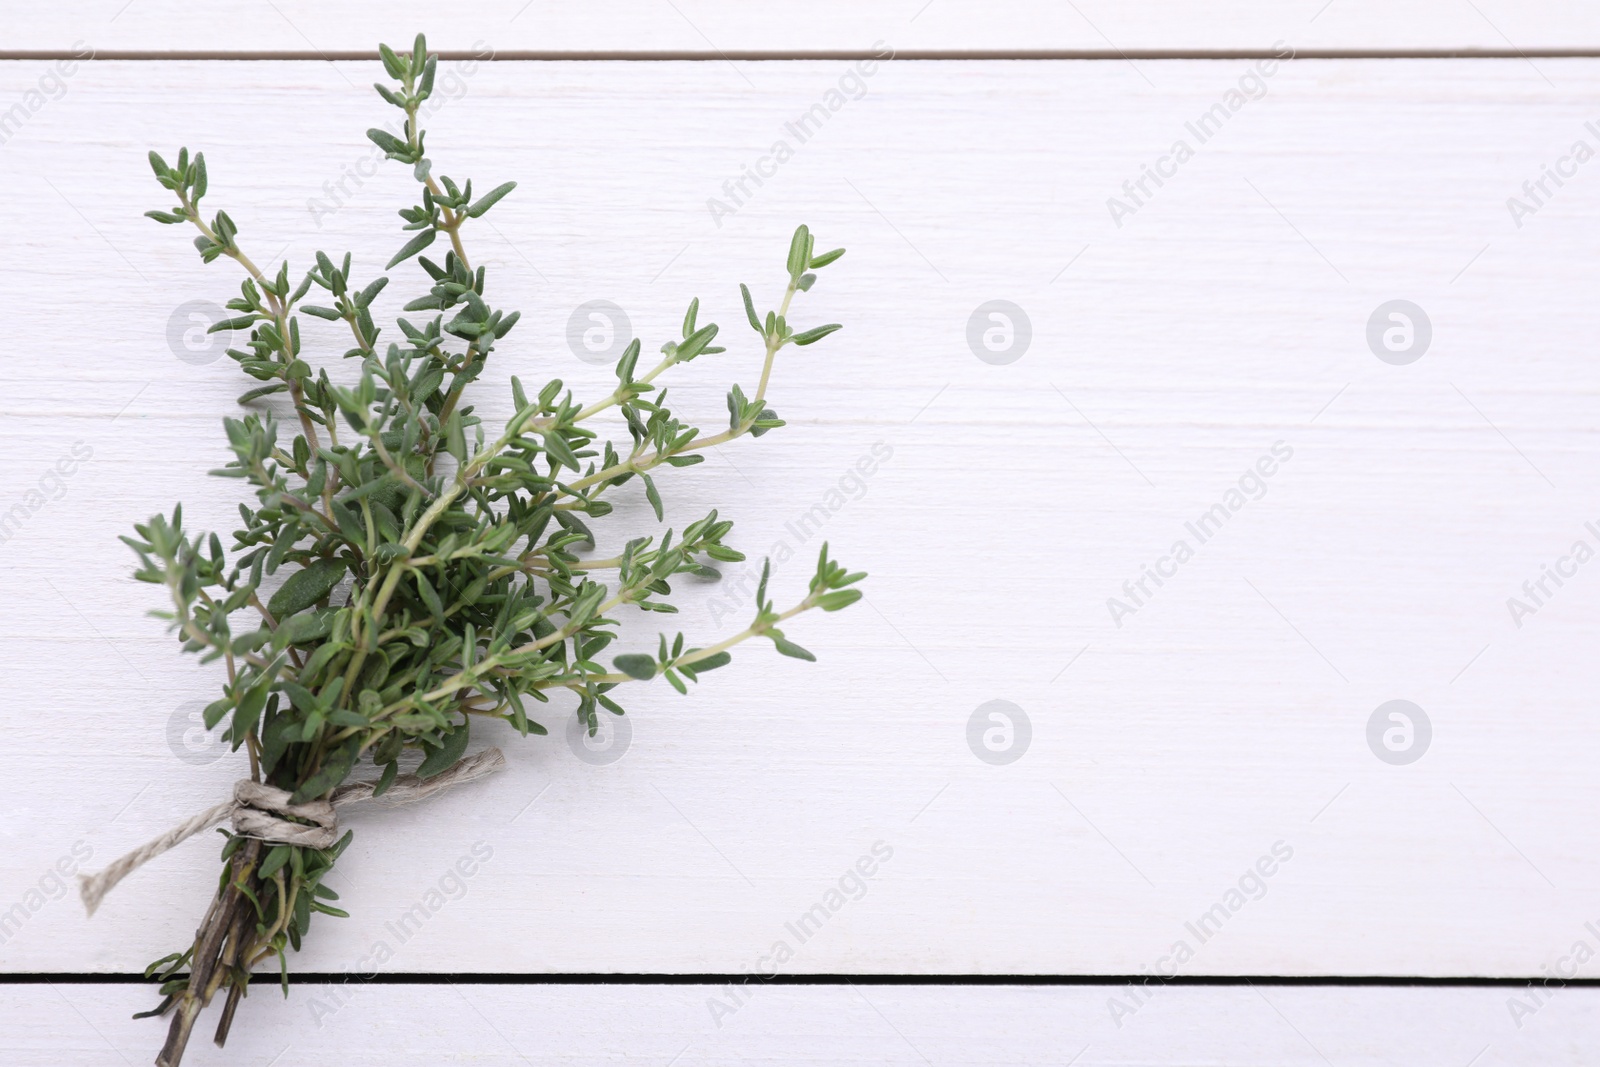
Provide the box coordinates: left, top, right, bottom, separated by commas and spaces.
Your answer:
79, 747, 506, 916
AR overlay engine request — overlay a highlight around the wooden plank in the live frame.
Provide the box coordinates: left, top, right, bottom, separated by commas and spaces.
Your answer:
6, 982, 1595, 1065
9, 1, 1600, 57
2, 57, 1599, 977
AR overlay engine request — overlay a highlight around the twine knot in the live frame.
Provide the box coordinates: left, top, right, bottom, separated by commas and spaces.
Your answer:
230, 780, 340, 850
79, 747, 506, 916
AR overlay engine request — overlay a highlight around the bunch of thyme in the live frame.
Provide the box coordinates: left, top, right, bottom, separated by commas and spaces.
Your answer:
125, 35, 862, 1066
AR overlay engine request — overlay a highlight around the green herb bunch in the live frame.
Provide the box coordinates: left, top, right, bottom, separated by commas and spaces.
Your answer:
127, 35, 862, 1066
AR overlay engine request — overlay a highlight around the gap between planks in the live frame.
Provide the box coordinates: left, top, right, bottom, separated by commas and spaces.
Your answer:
1, 973, 1596, 987
7, 48, 1600, 61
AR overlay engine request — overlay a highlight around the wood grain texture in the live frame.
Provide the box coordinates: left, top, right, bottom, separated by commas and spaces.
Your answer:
1, 57, 1599, 979
8, 982, 1598, 1065
9, 0, 1600, 56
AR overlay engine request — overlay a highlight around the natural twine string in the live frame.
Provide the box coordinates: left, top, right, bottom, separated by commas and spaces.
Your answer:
79, 747, 506, 916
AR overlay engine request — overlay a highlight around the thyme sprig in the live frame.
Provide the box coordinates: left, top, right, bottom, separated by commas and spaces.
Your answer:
127, 35, 861, 1066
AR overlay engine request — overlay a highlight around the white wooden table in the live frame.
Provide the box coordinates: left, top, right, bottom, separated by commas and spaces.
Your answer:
5, 2, 1600, 1062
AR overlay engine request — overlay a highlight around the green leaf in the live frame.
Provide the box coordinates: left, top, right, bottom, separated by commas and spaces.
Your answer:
386, 228, 437, 269
772, 636, 815, 661
291, 737, 360, 803
358, 277, 388, 306
790, 323, 842, 346
613, 339, 640, 384
377, 44, 407, 80
739, 283, 762, 333
815, 589, 862, 612
690, 651, 731, 672
465, 181, 516, 217
786, 224, 811, 278
232, 678, 272, 742
413, 571, 444, 621
202, 696, 232, 730
267, 558, 347, 619
238, 383, 288, 404
445, 411, 467, 463
553, 509, 595, 550
750, 408, 782, 437
366, 126, 406, 155
277, 608, 334, 645
613, 654, 656, 680
371, 759, 399, 798
418, 718, 470, 779
675, 323, 719, 363
259, 845, 291, 880
809, 247, 846, 269
642, 473, 664, 521
542, 430, 580, 472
